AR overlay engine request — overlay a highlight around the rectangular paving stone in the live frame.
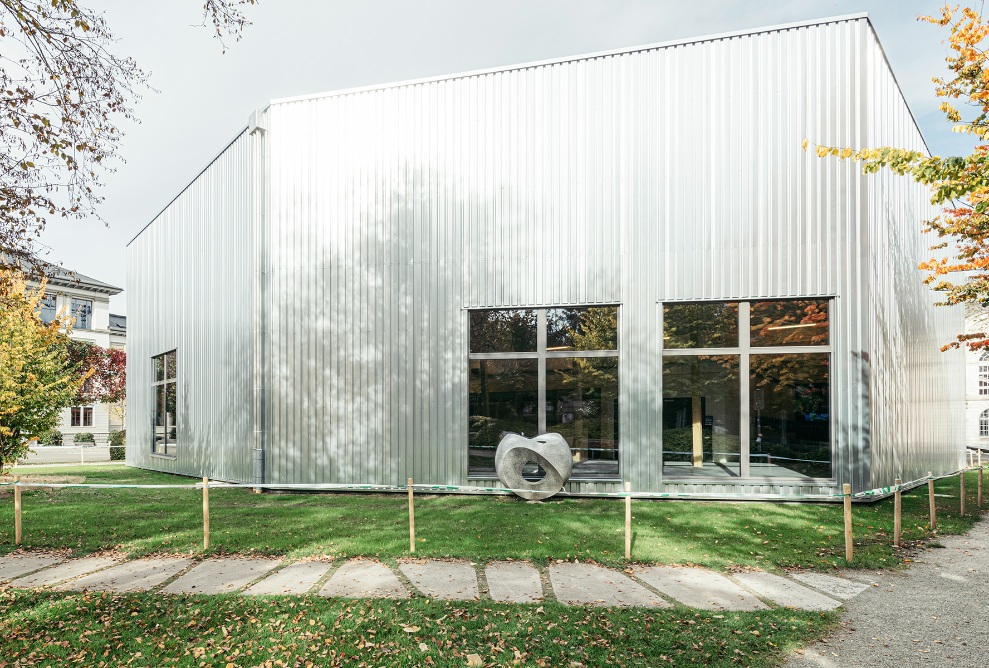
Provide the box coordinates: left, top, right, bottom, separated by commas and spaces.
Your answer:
486, 561, 543, 603
634, 566, 767, 611
244, 562, 332, 596
319, 559, 409, 599
549, 563, 667, 608
790, 572, 870, 600
7, 556, 119, 589
733, 572, 841, 611
57, 558, 192, 592
161, 558, 280, 595
399, 561, 479, 600
0, 555, 63, 583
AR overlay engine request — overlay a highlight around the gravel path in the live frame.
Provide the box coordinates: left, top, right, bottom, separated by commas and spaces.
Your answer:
784, 519, 989, 667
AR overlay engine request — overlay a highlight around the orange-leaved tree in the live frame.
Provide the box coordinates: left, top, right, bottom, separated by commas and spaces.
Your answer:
807, 5, 989, 350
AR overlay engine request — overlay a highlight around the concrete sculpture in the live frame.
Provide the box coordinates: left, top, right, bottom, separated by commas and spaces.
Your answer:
495, 432, 573, 501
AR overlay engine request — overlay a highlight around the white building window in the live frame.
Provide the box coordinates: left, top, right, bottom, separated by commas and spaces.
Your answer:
980, 351, 989, 396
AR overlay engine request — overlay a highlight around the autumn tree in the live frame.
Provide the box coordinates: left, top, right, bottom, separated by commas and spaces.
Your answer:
0, 0, 255, 271
0, 269, 86, 470
809, 5, 989, 350
67, 339, 125, 404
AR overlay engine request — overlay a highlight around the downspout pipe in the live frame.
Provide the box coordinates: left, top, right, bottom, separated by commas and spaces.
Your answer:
249, 109, 267, 489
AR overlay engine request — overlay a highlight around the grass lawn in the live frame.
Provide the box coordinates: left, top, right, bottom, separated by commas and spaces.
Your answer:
0, 590, 838, 667
1, 464, 984, 571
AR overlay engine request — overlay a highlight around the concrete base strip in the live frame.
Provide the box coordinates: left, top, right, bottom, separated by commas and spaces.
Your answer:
162, 558, 280, 595
244, 562, 332, 596
7, 556, 119, 589
635, 566, 767, 611
0, 555, 63, 582
319, 560, 410, 599
734, 572, 842, 611
790, 572, 870, 600
399, 561, 479, 600
486, 561, 543, 603
549, 563, 667, 608
57, 558, 193, 592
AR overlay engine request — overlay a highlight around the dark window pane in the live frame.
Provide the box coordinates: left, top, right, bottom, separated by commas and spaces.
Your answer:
165, 351, 177, 380
750, 353, 831, 478
468, 359, 539, 476
662, 355, 740, 477
545, 357, 619, 479
750, 300, 829, 347
39, 294, 56, 324
154, 355, 165, 382
663, 302, 739, 349
71, 406, 81, 427
153, 384, 166, 453
547, 307, 618, 351
83, 407, 93, 427
165, 381, 177, 451
469, 310, 537, 353
70, 299, 92, 330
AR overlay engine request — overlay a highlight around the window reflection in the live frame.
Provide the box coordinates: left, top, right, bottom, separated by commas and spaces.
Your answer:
546, 357, 619, 478
663, 302, 739, 349
152, 350, 178, 456
750, 300, 829, 347
70, 298, 93, 330
469, 309, 537, 353
546, 307, 618, 351
662, 355, 741, 477
468, 359, 539, 476
39, 294, 56, 324
750, 353, 831, 478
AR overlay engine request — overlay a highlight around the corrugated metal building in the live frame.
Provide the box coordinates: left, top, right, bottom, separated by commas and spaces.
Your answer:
127, 14, 965, 499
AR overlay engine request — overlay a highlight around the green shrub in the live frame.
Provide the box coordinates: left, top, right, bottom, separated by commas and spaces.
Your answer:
73, 432, 96, 444
109, 430, 126, 461
38, 430, 63, 446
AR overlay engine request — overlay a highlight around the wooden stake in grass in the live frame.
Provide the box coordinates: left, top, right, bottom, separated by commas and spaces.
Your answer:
408, 477, 416, 553
960, 468, 966, 517
624, 481, 632, 560
928, 472, 937, 532
843, 483, 853, 563
893, 478, 902, 548
202, 477, 210, 551
979, 464, 984, 509
13, 476, 22, 546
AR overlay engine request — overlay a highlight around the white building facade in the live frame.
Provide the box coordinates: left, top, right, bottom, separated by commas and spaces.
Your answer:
37, 267, 127, 444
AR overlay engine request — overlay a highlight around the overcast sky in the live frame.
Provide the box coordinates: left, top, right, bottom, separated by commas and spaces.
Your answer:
36, 0, 976, 314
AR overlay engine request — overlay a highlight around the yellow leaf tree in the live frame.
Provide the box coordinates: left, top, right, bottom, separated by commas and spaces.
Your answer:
0, 269, 87, 471
808, 5, 989, 350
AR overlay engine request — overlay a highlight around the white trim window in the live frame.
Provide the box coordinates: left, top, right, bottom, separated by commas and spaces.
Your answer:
980, 351, 989, 396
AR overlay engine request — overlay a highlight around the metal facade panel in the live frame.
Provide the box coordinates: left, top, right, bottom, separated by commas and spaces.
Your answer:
126, 130, 254, 482
261, 16, 890, 494
863, 29, 966, 488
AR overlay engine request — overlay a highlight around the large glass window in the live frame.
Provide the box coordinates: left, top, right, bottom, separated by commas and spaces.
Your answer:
469, 306, 619, 480
662, 299, 832, 480
152, 350, 177, 456
70, 406, 93, 427
70, 298, 93, 330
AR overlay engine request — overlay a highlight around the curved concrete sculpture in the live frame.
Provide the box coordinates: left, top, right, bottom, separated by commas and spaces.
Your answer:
495, 432, 573, 501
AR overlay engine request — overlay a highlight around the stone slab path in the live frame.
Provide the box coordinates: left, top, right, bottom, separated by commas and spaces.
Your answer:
0, 552, 869, 611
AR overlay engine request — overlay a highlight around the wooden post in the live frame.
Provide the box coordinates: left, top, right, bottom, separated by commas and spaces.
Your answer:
408, 477, 416, 553
202, 477, 210, 551
13, 477, 22, 546
893, 478, 902, 548
928, 472, 937, 532
624, 481, 632, 560
960, 468, 966, 517
691, 396, 703, 467
979, 465, 984, 509
843, 483, 853, 563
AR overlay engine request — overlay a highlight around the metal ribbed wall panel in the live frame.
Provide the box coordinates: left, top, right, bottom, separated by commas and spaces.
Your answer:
126, 130, 254, 482
863, 28, 965, 488
260, 16, 936, 495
